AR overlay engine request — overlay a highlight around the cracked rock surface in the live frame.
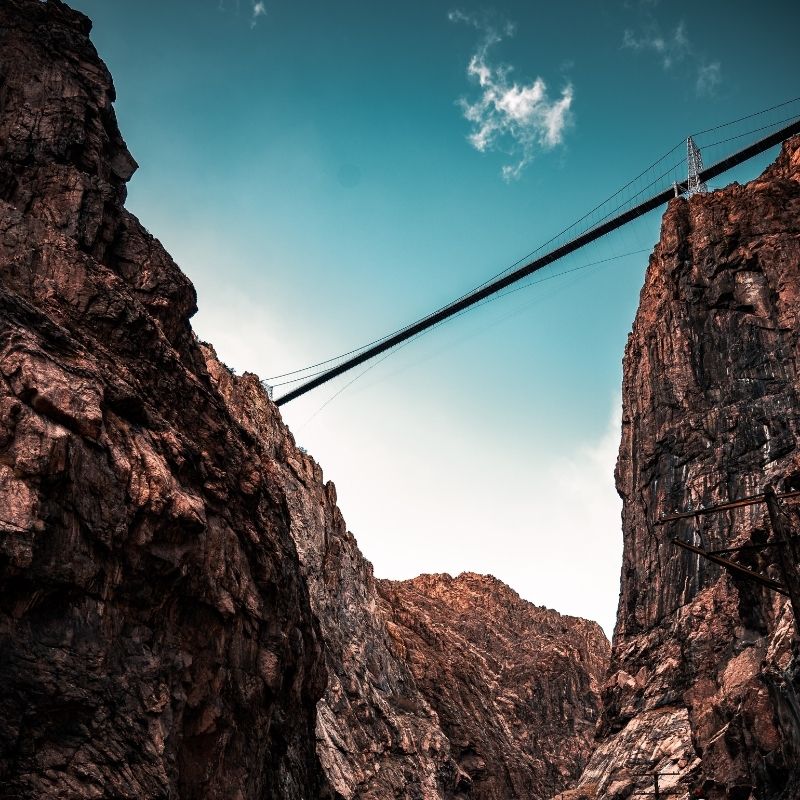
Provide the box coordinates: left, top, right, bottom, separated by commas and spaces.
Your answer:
210, 368, 610, 800
0, 2, 331, 797
378, 573, 609, 800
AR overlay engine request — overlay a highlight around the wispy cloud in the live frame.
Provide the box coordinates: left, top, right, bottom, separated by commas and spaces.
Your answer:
696, 61, 721, 97
622, 21, 689, 69
217, 0, 267, 30
449, 10, 574, 181
250, 1, 266, 28
622, 18, 722, 97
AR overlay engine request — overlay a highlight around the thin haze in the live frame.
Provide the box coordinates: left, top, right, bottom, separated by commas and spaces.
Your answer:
71, 0, 799, 636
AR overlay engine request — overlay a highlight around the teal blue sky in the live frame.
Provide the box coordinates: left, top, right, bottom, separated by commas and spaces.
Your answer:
72, 0, 799, 635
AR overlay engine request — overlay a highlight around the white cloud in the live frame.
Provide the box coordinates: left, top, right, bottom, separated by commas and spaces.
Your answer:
250, 1, 266, 28
696, 61, 722, 97
217, 0, 267, 29
450, 10, 574, 181
623, 19, 721, 97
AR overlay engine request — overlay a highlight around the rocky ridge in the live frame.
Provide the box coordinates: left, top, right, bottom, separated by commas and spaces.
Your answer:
0, 2, 611, 799
206, 362, 610, 800
575, 137, 800, 799
204, 357, 452, 800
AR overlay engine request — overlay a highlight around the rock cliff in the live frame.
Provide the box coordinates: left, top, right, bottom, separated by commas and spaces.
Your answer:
199, 361, 611, 800
576, 138, 800, 799
203, 358, 452, 800
0, 2, 331, 797
0, 2, 611, 798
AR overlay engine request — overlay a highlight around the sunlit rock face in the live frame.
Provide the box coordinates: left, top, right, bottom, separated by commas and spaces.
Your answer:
203, 360, 453, 800
576, 137, 800, 800
204, 360, 610, 799
217, 376, 611, 800
378, 573, 609, 800
0, 2, 332, 797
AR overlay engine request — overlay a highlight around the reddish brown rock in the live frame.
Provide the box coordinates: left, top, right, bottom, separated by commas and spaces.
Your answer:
378, 573, 609, 799
198, 354, 611, 800
577, 138, 800, 799
202, 358, 452, 800
0, 2, 332, 797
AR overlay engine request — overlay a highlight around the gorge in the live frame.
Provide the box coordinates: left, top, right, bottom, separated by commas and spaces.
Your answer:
1, 2, 800, 799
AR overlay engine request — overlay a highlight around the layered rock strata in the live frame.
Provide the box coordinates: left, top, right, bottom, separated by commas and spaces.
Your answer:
577, 137, 800, 799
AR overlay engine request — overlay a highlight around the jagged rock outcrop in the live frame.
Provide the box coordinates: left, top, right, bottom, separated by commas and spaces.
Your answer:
577, 138, 800, 799
0, 2, 331, 797
379, 573, 609, 799
0, 2, 612, 799
204, 359, 453, 800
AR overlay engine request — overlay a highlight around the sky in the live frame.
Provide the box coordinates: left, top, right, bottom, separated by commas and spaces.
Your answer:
70, 0, 800, 637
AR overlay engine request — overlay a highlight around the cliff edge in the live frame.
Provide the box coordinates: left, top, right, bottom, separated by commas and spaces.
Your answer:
0, 2, 331, 797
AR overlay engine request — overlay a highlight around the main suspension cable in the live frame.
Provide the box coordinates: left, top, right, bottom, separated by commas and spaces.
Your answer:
273, 113, 800, 405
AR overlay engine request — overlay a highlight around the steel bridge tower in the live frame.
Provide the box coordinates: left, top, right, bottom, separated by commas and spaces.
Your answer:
686, 136, 708, 196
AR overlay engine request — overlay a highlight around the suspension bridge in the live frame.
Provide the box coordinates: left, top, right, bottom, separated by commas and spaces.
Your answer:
267, 99, 800, 408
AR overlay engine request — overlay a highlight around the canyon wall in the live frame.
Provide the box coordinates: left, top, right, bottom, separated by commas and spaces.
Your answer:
207, 364, 611, 800
0, 2, 610, 798
379, 573, 608, 799
577, 138, 800, 799
203, 357, 453, 800
0, 2, 332, 797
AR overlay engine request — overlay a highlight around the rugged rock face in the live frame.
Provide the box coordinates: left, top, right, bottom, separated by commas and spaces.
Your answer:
577, 138, 800, 799
379, 573, 609, 799
204, 358, 452, 800
0, 2, 331, 797
0, 2, 612, 799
